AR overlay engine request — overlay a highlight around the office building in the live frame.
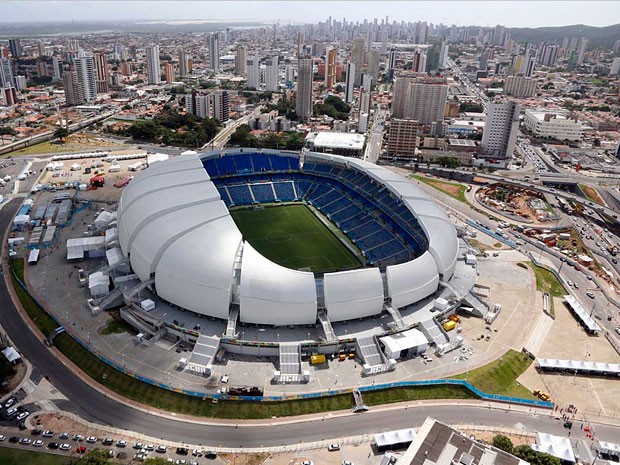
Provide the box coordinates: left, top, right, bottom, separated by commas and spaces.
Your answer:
94, 52, 109, 93
481, 101, 520, 161
0, 57, 13, 88
366, 49, 380, 85
164, 62, 175, 84
351, 37, 366, 86
344, 62, 355, 104
610, 57, 620, 76
63, 71, 82, 106
246, 56, 259, 89
208, 32, 220, 72
8, 39, 22, 58
387, 119, 419, 157
523, 109, 584, 142
145, 45, 161, 85
178, 48, 188, 78
235, 45, 247, 76
504, 76, 537, 98
265, 56, 279, 92
74, 53, 97, 103
296, 57, 313, 121
324, 47, 338, 89
52, 56, 63, 82
395, 77, 447, 126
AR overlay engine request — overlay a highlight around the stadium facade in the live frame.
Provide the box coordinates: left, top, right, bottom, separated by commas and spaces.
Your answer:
117, 149, 459, 327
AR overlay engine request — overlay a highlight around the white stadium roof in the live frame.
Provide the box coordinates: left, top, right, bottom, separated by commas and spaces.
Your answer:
116, 149, 458, 325
239, 243, 317, 325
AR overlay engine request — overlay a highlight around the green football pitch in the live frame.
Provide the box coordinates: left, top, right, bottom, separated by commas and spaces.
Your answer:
230, 204, 363, 273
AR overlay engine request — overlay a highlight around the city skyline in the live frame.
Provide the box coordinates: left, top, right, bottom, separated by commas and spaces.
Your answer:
2, 1, 619, 28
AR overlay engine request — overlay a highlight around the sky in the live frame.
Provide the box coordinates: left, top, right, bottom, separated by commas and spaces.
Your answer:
3, 1, 619, 28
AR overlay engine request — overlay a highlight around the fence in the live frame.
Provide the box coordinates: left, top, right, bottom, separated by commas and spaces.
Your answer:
8, 263, 554, 410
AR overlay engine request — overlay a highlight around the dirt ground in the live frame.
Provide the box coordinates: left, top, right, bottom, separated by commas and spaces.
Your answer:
425, 179, 463, 198
460, 428, 535, 446
581, 185, 604, 206
0, 362, 27, 397
220, 453, 270, 465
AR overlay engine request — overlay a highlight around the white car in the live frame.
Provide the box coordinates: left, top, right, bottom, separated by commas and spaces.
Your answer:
33, 440, 44, 447
87, 436, 98, 443
328, 443, 341, 451
117, 439, 127, 447
60, 443, 72, 450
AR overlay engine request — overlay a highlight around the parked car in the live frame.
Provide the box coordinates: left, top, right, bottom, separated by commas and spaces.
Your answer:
48, 442, 59, 449
328, 443, 341, 451
59, 443, 72, 450
33, 440, 44, 447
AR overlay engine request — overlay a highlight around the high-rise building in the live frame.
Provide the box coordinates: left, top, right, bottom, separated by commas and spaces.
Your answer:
366, 49, 380, 85
63, 71, 82, 106
208, 32, 220, 72
0, 57, 14, 88
235, 45, 247, 76
265, 56, 279, 92
576, 37, 588, 66
344, 62, 355, 103
52, 56, 63, 82
178, 48, 188, 78
540, 44, 558, 68
210, 90, 229, 122
351, 37, 366, 86
93, 52, 109, 93
411, 49, 427, 73
491, 25, 506, 47
610, 57, 620, 76
387, 49, 397, 81
36, 60, 48, 77
74, 53, 97, 103
246, 56, 260, 89
324, 47, 338, 89
186, 92, 210, 118
439, 42, 449, 68
8, 39, 22, 58
37, 40, 46, 57
504, 76, 537, 98
524, 54, 536, 78
393, 77, 447, 126
145, 45, 161, 85
296, 57, 313, 121
14, 75, 27, 91
121, 61, 133, 76
163, 62, 175, 84
481, 101, 520, 161
1, 86, 18, 106
387, 119, 419, 157
297, 31, 304, 58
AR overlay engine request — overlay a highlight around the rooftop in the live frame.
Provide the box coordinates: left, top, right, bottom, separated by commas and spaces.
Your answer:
308, 131, 366, 150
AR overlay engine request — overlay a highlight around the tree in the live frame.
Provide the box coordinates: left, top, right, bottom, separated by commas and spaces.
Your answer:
75, 449, 112, 465
492, 435, 514, 454
128, 120, 160, 141
53, 127, 69, 143
0, 126, 17, 136
513, 445, 561, 465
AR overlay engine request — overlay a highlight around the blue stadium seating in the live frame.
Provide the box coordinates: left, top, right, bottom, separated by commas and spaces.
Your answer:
227, 184, 254, 205
216, 186, 232, 207
251, 183, 276, 203
273, 182, 296, 201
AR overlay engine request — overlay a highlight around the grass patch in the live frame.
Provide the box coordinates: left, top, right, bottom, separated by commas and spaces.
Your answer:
579, 184, 604, 206
100, 318, 133, 336
451, 349, 536, 399
525, 262, 566, 317
230, 204, 363, 273
411, 174, 472, 206
0, 446, 73, 465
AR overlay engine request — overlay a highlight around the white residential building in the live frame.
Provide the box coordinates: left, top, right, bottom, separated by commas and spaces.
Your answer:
145, 45, 161, 85
504, 76, 537, 98
481, 101, 520, 161
264, 56, 279, 92
246, 56, 259, 89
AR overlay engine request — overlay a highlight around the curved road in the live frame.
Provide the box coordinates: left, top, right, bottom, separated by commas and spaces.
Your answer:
1, 198, 619, 446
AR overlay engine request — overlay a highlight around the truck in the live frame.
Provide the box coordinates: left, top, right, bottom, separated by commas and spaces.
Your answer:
310, 354, 326, 365
443, 320, 457, 332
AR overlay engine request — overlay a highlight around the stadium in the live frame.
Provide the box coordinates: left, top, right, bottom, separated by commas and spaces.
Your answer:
110, 149, 479, 377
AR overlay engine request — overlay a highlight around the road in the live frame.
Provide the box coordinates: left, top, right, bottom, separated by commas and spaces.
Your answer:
200, 109, 260, 151
363, 109, 385, 163
0, 193, 619, 445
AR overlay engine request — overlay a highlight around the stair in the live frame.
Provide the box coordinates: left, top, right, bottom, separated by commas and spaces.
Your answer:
127, 278, 155, 300
226, 305, 239, 338
317, 309, 337, 341
274, 343, 309, 384
383, 302, 406, 330
352, 388, 369, 413
463, 291, 489, 317
98, 287, 123, 310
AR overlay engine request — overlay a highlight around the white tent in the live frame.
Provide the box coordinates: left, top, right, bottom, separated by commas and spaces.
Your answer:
66, 236, 106, 260
1, 346, 21, 363
28, 248, 40, 264
12, 214, 30, 228
373, 428, 416, 448
595, 440, 620, 456
380, 329, 428, 359
537, 358, 620, 376
563, 295, 602, 333
88, 271, 109, 297
532, 433, 575, 463
94, 210, 117, 231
